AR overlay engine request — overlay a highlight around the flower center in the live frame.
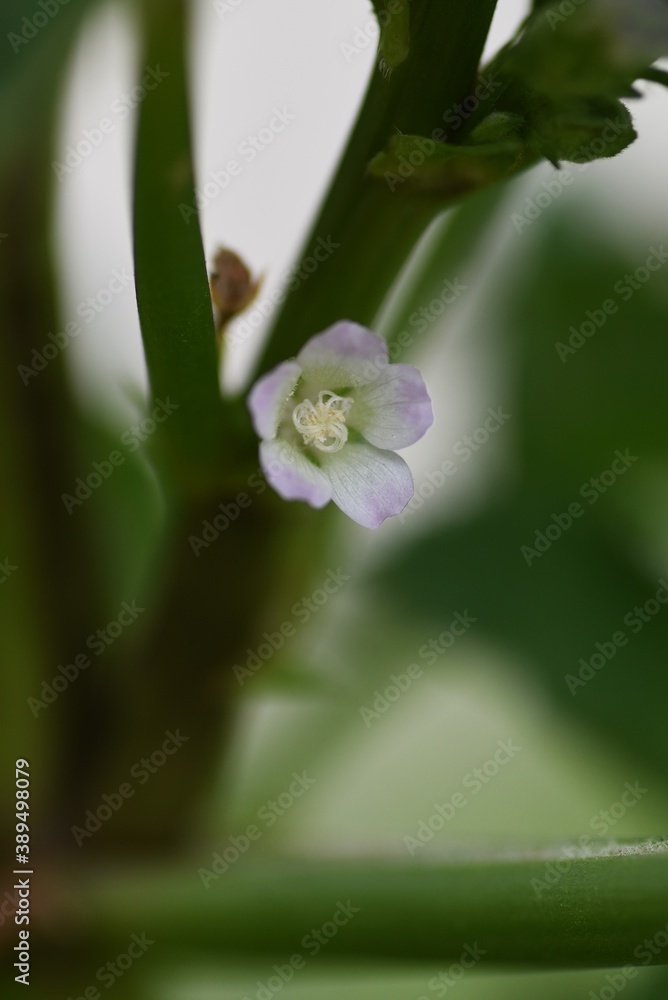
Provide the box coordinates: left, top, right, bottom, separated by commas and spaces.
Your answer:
292, 390, 354, 453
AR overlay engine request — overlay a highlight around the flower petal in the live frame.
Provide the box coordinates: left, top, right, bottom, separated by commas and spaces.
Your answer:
349, 364, 433, 449
297, 321, 388, 388
260, 440, 332, 508
248, 361, 302, 440
321, 443, 413, 529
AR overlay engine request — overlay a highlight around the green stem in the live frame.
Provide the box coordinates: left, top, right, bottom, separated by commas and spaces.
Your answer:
133, 0, 229, 495
0, 0, 113, 848
89, 0, 237, 851
77, 848, 668, 969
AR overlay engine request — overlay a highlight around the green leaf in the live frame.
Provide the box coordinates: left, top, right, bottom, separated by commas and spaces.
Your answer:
529, 96, 636, 165
368, 133, 528, 199
469, 110, 526, 144
371, 0, 411, 74
367, 99, 635, 203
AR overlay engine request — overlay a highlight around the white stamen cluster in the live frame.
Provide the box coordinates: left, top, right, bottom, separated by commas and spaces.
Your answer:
292, 390, 354, 453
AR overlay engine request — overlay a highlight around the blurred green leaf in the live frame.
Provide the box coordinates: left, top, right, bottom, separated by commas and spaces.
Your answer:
0, 0, 99, 131
503, 0, 668, 99
374, 207, 668, 787
375, 494, 668, 783
498, 212, 668, 491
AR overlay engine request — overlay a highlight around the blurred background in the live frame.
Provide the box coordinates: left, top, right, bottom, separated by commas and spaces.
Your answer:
4, 0, 668, 996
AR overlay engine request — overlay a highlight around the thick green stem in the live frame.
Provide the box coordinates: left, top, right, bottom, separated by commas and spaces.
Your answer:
75, 848, 668, 969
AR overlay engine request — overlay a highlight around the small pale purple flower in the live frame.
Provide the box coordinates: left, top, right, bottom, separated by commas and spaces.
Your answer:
248, 321, 433, 529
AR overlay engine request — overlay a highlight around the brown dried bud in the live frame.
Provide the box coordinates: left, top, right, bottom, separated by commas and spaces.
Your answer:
209, 247, 261, 329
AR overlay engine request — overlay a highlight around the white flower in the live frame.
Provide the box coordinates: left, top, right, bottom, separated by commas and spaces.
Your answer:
248, 321, 433, 528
